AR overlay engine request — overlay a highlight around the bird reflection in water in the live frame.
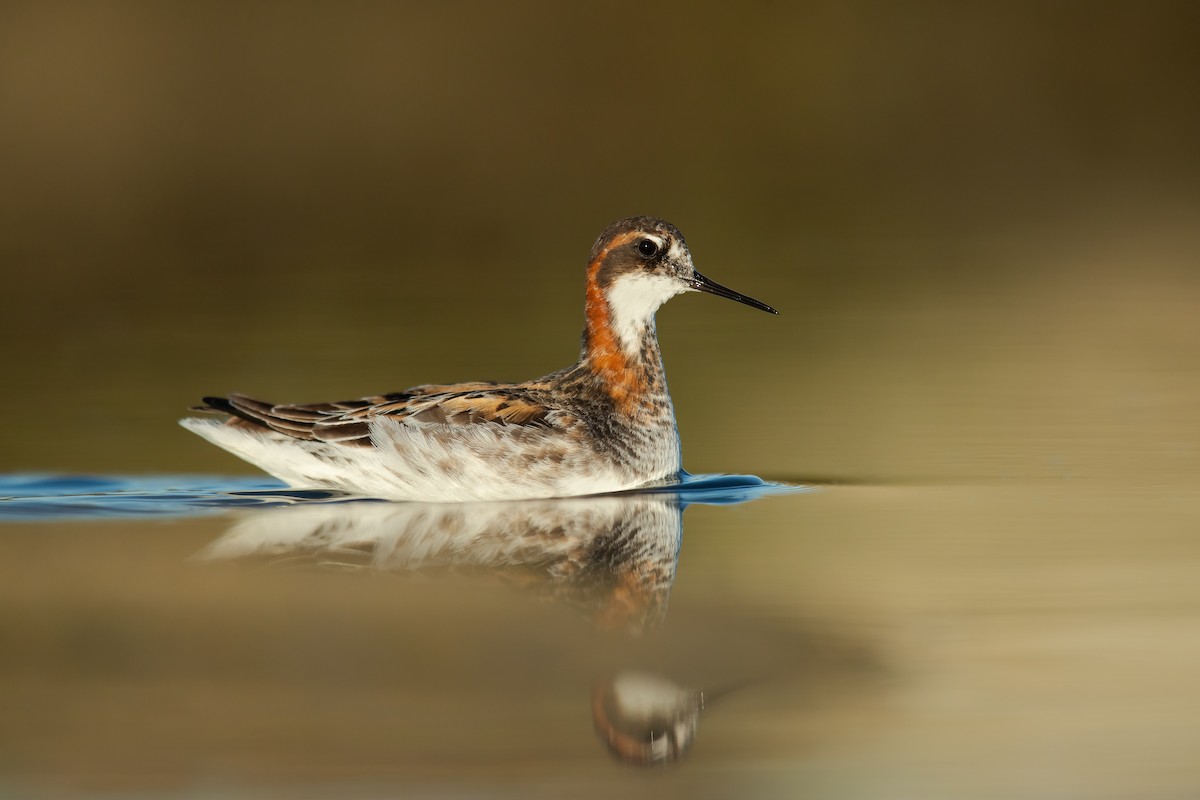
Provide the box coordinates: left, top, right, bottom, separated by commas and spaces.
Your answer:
591, 670, 748, 766
199, 492, 684, 632
197, 475, 804, 765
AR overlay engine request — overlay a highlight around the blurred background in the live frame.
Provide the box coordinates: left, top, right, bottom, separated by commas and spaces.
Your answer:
2, 0, 1198, 483
3, 4, 1200, 798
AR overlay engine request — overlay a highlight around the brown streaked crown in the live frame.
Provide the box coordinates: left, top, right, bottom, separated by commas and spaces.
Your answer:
588, 216, 684, 262
587, 217, 691, 289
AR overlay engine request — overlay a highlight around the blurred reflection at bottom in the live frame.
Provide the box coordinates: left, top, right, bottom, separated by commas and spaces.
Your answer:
592, 670, 741, 766
195, 487, 821, 768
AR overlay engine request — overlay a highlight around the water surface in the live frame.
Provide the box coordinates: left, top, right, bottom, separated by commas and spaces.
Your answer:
2, 473, 1198, 798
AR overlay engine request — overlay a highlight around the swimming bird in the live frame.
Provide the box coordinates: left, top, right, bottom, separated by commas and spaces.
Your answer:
181, 216, 776, 501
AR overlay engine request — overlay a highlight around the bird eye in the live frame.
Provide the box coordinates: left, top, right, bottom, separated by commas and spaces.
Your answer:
637, 239, 660, 258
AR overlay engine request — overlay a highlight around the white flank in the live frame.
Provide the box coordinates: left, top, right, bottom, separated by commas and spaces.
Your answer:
179, 417, 671, 502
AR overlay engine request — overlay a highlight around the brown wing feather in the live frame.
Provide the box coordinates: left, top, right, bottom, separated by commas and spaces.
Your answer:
199, 382, 556, 448
435, 395, 549, 425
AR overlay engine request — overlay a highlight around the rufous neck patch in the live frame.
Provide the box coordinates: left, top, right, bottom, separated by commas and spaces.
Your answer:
584, 231, 651, 413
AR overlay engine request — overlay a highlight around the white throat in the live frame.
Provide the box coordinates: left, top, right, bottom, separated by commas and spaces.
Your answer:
605, 273, 685, 354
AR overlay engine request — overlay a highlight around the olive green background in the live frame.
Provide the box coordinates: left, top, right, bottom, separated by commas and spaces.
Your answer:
3, 1, 1198, 483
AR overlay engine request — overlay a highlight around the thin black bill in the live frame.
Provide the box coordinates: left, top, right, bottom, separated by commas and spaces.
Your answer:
689, 271, 778, 315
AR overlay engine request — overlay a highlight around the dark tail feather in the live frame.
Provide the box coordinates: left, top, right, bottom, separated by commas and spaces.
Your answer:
191, 395, 270, 429
193, 396, 234, 413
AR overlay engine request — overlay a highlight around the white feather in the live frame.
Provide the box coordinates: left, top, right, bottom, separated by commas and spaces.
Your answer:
179, 417, 660, 501
605, 273, 686, 354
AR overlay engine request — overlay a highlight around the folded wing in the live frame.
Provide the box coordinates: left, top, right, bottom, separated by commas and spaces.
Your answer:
195, 383, 556, 448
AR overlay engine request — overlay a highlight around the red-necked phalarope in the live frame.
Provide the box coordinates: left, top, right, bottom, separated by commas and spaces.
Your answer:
181, 217, 776, 501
